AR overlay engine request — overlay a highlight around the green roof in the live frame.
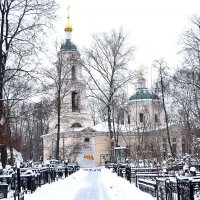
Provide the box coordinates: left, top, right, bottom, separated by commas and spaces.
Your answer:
61, 39, 77, 51
129, 88, 159, 100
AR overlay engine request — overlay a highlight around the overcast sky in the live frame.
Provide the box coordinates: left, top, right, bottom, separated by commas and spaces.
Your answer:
53, 0, 200, 86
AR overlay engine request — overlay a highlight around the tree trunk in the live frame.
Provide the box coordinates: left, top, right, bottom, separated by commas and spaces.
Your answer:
159, 66, 173, 157
56, 94, 61, 160
107, 105, 114, 160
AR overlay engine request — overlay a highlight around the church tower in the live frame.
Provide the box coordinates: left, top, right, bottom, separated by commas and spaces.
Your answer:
58, 8, 93, 131
127, 73, 164, 130
43, 8, 93, 163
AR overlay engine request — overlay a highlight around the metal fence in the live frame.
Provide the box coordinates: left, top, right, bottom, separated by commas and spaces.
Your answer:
138, 174, 200, 200
108, 164, 200, 200
0, 164, 80, 199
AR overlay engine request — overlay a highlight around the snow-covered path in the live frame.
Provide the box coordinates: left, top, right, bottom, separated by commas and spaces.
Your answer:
7, 167, 155, 200
72, 169, 111, 200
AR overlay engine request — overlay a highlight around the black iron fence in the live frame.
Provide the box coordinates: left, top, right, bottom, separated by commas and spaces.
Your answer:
0, 164, 80, 199
136, 173, 200, 200
107, 163, 200, 200
2, 163, 200, 200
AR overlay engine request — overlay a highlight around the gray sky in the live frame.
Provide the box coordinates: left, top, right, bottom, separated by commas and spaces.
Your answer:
53, 0, 200, 86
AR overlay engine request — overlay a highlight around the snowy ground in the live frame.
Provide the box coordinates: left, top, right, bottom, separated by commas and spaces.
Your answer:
7, 167, 155, 200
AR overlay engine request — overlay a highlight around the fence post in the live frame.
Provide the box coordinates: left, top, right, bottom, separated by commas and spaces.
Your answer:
135, 175, 138, 187
113, 164, 117, 173
165, 179, 170, 200
11, 172, 16, 200
65, 167, 68, 177
154, 180, 157, 199
176, 177, 180, 200
45, 170, 48, 184
16, 162, 24, 200
17, 164, 21, 194
117, 165, 120, 176
30, 175, 33, 193
125, 166, 131, 183
39, 173, 41, 187
189, 180, 194, 200
156, 179, 158, 199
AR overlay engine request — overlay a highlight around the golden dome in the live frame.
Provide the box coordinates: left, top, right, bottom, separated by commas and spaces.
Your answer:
64, 21, 73, 32
64, 5, 73, 32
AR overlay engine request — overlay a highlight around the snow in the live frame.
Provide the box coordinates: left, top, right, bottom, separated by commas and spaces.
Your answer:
91, 122, 129, 133
7, 167, 154, 200
7, 148, 23, 164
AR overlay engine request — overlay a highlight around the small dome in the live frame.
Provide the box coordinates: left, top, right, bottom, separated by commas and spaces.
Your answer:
129, 88, 159, 101
61, 39, 77, 51
64, 22, 73, 32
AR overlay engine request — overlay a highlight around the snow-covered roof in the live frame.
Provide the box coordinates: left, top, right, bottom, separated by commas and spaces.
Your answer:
91, 122, 129, 133
41, 126, 96, 138
91, 121, 171, 133
42, 122, 176, 138
91, 122, 109, 132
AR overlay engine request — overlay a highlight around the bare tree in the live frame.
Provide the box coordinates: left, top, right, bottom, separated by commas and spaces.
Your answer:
9, 99, 52, 162
0, 0, 58, 117
164, 15, 200, 155
87, 97, 102, 126
0, 0, 57, 166
179, 15, 200, 85
82, 28, 136, 159
153, 59, 174, 157
178, 15, 200, 126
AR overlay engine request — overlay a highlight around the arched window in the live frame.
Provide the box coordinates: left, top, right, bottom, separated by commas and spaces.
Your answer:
71, 123, 82, 128
127, 114, 130, 124
72, 91, 80, 112
155, 114, 158, 123
71, 66, 77, 80
139, 113, 144, 123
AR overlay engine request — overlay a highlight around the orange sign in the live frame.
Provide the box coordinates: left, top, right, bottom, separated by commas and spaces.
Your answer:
83, 155, 94, 160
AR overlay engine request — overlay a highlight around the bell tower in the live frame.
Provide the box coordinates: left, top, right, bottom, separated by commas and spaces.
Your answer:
60, 7, 93, 130
43, 7, 93, 163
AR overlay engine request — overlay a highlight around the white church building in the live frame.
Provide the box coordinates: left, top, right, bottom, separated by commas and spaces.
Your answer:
42, 12, 193, 167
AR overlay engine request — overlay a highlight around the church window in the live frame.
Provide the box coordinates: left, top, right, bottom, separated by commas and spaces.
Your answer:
172, 138, 177, 155
72, 91, 80, 112
119, 110, 124, 125
182, 143, 186, 154
128, 114, 130, 124
72, 66, 77, 80
139, 113, 144, 123
84, 137, 90, 143
71, 123, 82, 128
155, 114, 158, 123
172, 143, 176, 154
